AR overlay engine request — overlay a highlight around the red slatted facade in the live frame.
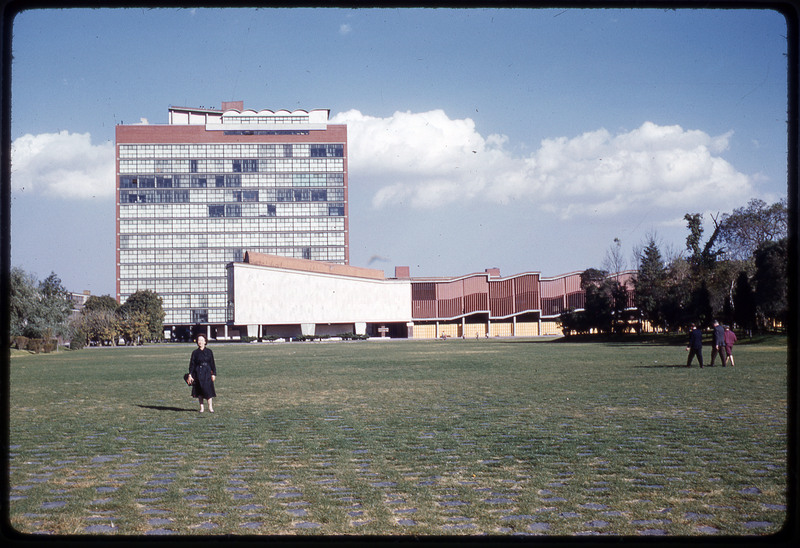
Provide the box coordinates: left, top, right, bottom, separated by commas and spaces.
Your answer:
464, 276, 489, 314
513, 274, 539, 313
489, 278, 514, 317
410, 270, 635, 321
436, 279, 464, 319
411, 283, 437, 318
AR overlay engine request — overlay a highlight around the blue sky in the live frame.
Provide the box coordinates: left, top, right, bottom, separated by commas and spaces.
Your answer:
9, 7, 788, 296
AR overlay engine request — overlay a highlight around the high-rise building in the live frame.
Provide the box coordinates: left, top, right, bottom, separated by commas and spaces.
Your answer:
115, 101, 348, 338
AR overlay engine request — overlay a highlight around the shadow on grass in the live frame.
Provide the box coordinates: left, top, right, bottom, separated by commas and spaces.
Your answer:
136, 404, 196, 413
497, 338, 562, 344
546, 332, 785, 347
550, 334, 688, 346
633, 364, 690, 368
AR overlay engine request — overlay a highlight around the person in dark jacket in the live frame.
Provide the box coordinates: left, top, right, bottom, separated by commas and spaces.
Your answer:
685, 323, 704, 368
187, 333, 217, 413
710, 320, 727, 367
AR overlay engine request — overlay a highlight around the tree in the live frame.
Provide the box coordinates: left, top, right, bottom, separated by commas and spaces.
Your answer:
36, 273, 74, 340
687, 280, 713, 328
633, 236, 668, 331
118, 289, 165, 342
721, 290, 735, 327
753, 239, 788, 330
719, 198, 788, 261
71, 295, 121, 346
661, 258, 692, 331
684, 213, 705, 268
710, 258, 746, 322
558, 308, 584, 336
73, 308, 120, 346
8, 267, 40, 338
577, 269, 614, 334
682, 212, 747, 326
732, 271, 756, 334
68, 324, 87, 350
117, 309, 150, 346
684, 212, 724, 273
602, 238, 627, 276
8, 268, 72, 341
83, 295, 120, 314
580, 268, 608, 288
610, 280, 631, 334
582, 284, 613, 334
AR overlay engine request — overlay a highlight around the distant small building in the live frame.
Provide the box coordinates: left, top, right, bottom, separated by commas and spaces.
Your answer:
68, 290, 92, 321
223, 251, 637, 340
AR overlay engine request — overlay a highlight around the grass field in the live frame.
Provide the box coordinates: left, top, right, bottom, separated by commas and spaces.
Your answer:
7, 335, 789, 536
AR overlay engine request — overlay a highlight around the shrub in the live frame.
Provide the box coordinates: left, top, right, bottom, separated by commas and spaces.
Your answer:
43, 340, 58, 353
13, 336, 29, 350
70, 332, 86, 350
339, 332, 369, 340
26, 339, 44, 353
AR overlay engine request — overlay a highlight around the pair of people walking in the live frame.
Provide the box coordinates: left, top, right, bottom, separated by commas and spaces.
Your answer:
686, 320, 737, 368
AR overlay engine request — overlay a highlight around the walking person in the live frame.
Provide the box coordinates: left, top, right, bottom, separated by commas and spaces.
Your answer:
187, 333, 217, 413
724, 325, 738, 367
710, 320, 727, 367
686, 323, 704, 368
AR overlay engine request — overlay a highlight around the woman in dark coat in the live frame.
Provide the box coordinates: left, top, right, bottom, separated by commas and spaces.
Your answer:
188, 334, 217, 413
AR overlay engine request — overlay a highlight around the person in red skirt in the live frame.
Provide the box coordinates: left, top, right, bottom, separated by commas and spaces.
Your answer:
724, 325, 738, 367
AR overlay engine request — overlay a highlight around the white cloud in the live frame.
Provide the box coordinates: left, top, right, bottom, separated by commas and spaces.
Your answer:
333, 109, 514, 208
11, 131, 115, 199
12, 115, 754, 218
339, 23, 352, 35
331, 111, 755, 220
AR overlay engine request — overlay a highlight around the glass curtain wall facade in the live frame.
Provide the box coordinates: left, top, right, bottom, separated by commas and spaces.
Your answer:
116, 103, 348, 332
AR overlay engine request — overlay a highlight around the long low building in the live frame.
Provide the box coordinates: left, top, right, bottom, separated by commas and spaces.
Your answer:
220, 251, 636, 340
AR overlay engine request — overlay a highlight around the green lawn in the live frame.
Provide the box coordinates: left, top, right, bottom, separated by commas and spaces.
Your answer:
7, 336, 789, 536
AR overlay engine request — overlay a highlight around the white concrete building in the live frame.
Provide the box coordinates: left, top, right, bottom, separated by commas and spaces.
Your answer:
228, 252, 412, 339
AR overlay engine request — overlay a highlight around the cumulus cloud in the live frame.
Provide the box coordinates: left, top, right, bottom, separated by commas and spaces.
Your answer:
331, 110, 754, 219
12, 114, 754, 217
11, 131, 115, 199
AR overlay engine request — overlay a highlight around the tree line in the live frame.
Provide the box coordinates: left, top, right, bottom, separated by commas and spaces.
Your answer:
560, 198, 788, 336
70, 290, 165, 348
8, 268, 165, 351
